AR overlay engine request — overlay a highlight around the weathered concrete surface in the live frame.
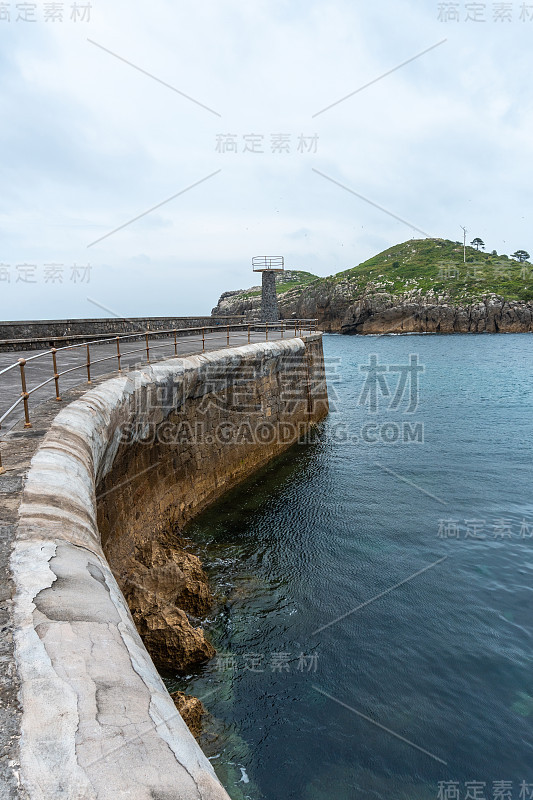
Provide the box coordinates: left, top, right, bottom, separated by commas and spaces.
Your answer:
0, 335, 328, 799
1, 390, 229, 799
1, 398, 79, 800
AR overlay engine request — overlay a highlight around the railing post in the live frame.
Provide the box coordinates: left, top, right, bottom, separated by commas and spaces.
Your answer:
86, 344, 91, 384
281, 321, 284, 338
227, 325, 230, 346
265, 322, 269, 341
18, 359, 32, 428
248, 324, 251, 344
294, 320, 297, 337
116, 337, 122, 372
174, 329, 178, 356
145, 333, 150, 363
51, 348, 61, 401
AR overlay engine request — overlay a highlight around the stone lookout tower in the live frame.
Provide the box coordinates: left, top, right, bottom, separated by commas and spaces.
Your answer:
252, 255, 284, 322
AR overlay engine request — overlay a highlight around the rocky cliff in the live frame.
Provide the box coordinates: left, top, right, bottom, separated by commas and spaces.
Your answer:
212, 238, 533, 334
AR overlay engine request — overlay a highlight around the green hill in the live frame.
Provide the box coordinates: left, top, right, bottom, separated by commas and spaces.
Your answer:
213, 238, 533, 334
318, 238, 533, 303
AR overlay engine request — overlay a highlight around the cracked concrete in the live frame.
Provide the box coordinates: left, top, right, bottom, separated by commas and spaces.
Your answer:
0, 337, 328, 799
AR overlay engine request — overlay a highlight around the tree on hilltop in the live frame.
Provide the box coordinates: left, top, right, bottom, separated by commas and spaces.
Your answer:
471, 238, 485, 250
511, 249, 530, 263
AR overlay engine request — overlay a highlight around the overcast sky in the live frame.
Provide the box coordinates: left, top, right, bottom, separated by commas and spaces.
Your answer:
0, 0, 531, 320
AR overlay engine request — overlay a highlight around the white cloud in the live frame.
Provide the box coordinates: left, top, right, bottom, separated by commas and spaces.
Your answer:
0, 0, 531, 319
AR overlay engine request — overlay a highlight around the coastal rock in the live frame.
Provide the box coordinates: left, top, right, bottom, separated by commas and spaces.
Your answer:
212, 279, 533, 335
171, 691, 206, 739
108, 530, 215, 673
131, 532, 213, 616
133, 602, 215, 673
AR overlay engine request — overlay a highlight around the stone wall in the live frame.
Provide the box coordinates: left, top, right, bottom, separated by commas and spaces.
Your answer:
260, 271, 280, 322
2, 335, 328, 799
0, 315, 245, 351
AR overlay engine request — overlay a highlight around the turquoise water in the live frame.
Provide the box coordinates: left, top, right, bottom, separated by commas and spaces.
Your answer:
172, 333, 533, 800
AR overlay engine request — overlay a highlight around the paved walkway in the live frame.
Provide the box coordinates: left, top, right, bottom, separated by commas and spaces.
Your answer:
0, 328, 310, 432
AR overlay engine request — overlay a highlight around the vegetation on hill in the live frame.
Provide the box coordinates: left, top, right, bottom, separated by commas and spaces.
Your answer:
217, 239, 533, 315
324, 238, 533, 303
239, 269, 318, 299
260, 239, 533, 306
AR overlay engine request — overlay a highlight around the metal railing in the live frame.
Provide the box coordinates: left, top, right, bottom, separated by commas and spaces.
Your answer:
252, 256, 284, 271
0, 319, 318, 474
0, 315, 247, 353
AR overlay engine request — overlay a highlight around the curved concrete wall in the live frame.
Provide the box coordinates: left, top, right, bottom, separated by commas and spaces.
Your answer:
6, 336, 328, 799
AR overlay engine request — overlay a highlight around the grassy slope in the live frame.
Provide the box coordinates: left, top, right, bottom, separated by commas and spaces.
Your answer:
314, 238, 533, 303
230, 239, 533, 306
239, 270, 318, 299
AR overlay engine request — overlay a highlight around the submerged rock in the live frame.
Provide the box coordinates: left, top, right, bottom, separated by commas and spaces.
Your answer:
170, 691, 206, 739
132, 602, 215, 673
109, 528, 216, 673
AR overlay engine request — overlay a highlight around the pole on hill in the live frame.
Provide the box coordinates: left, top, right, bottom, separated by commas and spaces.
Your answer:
460, 226, 467, 263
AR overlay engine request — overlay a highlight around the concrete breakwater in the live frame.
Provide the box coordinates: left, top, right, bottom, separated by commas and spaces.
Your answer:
0, 315, 245, 352
1, 335, 328, 799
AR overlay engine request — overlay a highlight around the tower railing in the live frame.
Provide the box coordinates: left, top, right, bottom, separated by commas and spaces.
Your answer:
252, 256, 284, 271
0, 319, 318, 474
